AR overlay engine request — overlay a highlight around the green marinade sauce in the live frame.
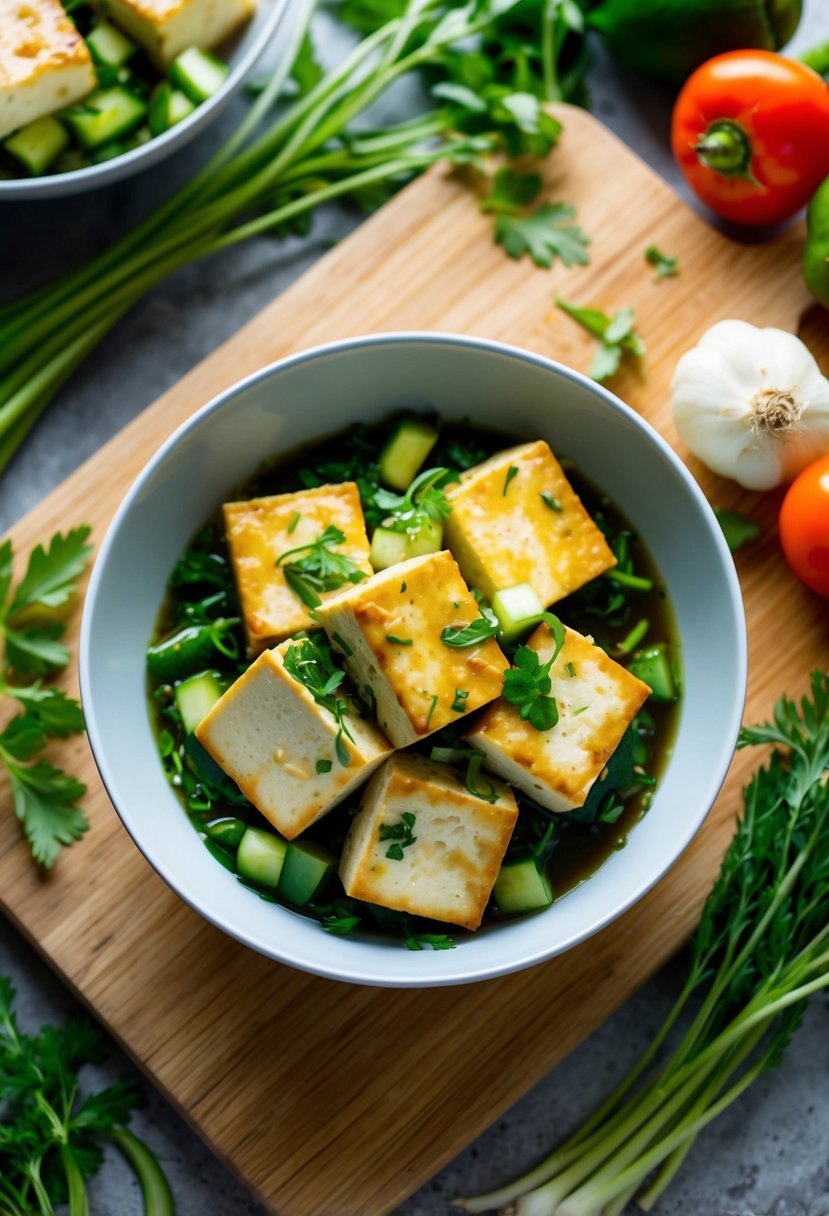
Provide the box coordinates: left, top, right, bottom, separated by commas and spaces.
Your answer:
147, 418, 681, 945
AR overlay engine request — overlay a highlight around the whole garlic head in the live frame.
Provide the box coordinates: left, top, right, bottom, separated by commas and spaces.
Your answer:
670, 319, 829, 491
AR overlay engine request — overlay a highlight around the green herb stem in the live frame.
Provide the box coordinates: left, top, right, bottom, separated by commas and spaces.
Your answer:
109, 1127, 175, 1216
59, 1146, 89, 1216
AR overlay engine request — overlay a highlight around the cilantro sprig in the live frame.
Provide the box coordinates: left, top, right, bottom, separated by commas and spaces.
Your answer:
0, 528, 92, 867
502, 613, 566, 731
277, 524, 367, 610
556, 297, 646, 383
379, 810, 417, 860
282, 635, 356, 766
0, 978, 174, 1215
495, 201, 591, 270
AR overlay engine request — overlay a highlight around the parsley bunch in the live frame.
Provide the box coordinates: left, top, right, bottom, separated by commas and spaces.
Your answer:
0, 978, 173, 1216
460, 672, 829, 1216
0, 529, 92, 867
277, 524, 367, 610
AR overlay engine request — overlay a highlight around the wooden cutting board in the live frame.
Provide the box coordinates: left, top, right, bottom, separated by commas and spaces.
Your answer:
2, 105, 827, 1216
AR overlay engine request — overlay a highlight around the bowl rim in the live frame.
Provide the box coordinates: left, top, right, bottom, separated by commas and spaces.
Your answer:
79, 331, 748, 986
0, 0, 291, 200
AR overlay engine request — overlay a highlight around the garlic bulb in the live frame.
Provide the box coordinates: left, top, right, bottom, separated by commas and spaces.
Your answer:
670, 319, 829, 491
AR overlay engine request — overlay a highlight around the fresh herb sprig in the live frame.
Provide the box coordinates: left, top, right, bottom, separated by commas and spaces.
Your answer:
645, 243, 679, 280
556, 297, 646, 383
277, 524, 367, 610
0, 978, 174, 1216
282, 635, 356, 765
441, 608, 500, 648
0, 528, 92, 867
379, 810, 417, 860
459, 672, 829, 1215
502, 613, 566, 731
374, 466, 453, 536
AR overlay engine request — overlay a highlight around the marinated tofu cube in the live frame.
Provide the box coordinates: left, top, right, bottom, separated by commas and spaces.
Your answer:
340, 752, 519, 931
195, 638, 392, 839
315, 550, 508, 748
466, 623, 651, 812
0, 0, 96, 139
96, 0, 255, 69
224, 483, 373, 656
443, 440, 616, 606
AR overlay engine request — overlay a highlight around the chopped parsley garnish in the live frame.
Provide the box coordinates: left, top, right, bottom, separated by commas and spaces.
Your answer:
379, 810, 417, 860
465, 753, 499, 803
555, 297, 646, 384
277, 524, 367, 609
287, 510, 301, 534
565, 661, 576, 678
503, 465, 519, 495
451, 688, 469, 713
331, 631, 353, 656
502, 613, 566, 732
400, 580, 407, 592
323, 913, 361, 936
374, 467, 452, 537
316, 758, 333, 774
386, 634, 413, 646
495, 203, 591, 270
644, 244, 679, 280
713, 508, 760, 553
404, 928, 455, 951
282, 636, 354, 766
541, 491, 562, 513
426, 694, 439, 728
441, 610, 499, 648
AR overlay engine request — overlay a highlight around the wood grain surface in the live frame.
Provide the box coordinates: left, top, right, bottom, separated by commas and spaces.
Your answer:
2, 105, 828, 1216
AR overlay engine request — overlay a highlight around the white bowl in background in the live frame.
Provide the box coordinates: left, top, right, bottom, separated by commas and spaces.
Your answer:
0, 0, 291, 200
80, 333, 747, 987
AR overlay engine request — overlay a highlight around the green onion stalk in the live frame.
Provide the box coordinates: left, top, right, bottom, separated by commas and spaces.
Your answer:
0, 0, 569, 477
457, 672, 829, 1216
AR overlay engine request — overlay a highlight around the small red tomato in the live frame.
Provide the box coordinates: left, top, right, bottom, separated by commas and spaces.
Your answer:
779, 453, 829, 597
671, 50, 829, 226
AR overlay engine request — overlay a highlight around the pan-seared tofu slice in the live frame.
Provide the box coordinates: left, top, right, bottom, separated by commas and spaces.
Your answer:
224, 482, 373, 656
0, 0, 96, 140
195, 639, 392, 840
340, 752, 518, 931
97, 0, 255, 69
315, 550, 508, 748
466, 623, 651, 812
443, 440, 616, 606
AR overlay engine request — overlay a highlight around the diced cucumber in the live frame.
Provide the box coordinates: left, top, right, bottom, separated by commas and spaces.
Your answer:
170, 47, 229, 104
175, 670, 224, 734
628, 643, 677, 703
493, 857, 553, 915
370, 518, 442, 571
87, 20, 138, 67
205, 817, 247, 849
148, 82, 195, 136
4, 116, 68, 176
278, 840, 336, 906
491, 583, 544, 642
63, 86, 147, 150
379, 418, 439, 490
236, 826, 287, 888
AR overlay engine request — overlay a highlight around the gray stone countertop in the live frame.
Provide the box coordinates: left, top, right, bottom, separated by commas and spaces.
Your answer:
1, 4, 827, 1214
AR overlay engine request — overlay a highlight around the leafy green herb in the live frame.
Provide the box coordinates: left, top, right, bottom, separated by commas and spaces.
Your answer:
556, 297, 646, 383
322, 913, 362, 936
385, 634, 413, 646
0, 978, 173, 1216
451, 688, 469, 713
565, 661, 576, 678
441, 611, 499, 648
404, 928, 455, 951
645, 244, 679, 280
374, 467, 452, 537
495, 203, 590, 269
540, 491, 562, 513
331, 631, 353, 656
282, 636, 355, 766
0, 529, 92, 867
426, 694, 439, 729
277, 525, 367, 610
400, 581, 407, 593
379, 810, 417, 860
714, 508, 760, 553
316, 758, 333, 774
465, 753, 500, 804
460, 672, 829, 1215
502, 613, 565, 732
503, 465, 519, 495
480, 167, 542, 215
287, 510, 301, 534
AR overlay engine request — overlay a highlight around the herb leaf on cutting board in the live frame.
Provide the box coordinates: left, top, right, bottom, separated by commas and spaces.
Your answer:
556, 297, 646, 382
495, 203, 591, 268
0, 528, 92, 867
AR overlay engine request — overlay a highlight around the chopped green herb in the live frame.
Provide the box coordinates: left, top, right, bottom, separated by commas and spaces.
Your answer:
645, 244, 679, 280
713, 508, 760, 553
616, 618, 649, 656
426, 694, 439, 728
503, 465, 519, 495
282, 636, 354, 767
572, 705, 589, 716
502, 613, 565, 732
495, 203, 591, 269
451, 689, 469, 713
277, 524, 367, 609
323, 914, 361, 936
386, 634, 413, 646
400, 580, 407, 593
379, 810, 417, 860
565, 661, 576, 678
441, 612, 499, 648
556, 297, 646, 384
373, 467, 452, 536
331, 631, 353, 656
465, 753, 499, 804
541, 491, 563, 513
453, 600, 461, 609
404, 928, 455, 951
287, 510, 301, 534
316, 758, 333, 774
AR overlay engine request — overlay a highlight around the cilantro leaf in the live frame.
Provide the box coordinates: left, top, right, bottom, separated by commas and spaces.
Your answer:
277, 524, 367, 609
441, 611, 500, 648
645, 244, 679, 280
282, 636, 356, 766
10, 685, 85, 736
4, 758, 88, 868
4, 623, 70, 677
0, 713, 48, 761
502, 614, 565, 731
7, 526, 92, 619
374, 467, 452, 535
495, 204, 590, 269
556, 297, 646, 383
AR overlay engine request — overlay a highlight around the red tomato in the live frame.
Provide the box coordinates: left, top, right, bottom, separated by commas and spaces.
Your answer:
779, 453, 829, 597
671, 50, 829, 226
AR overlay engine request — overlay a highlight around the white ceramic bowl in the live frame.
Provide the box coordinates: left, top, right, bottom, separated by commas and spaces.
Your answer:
0, 0, 290, 200
80, 333, 747, 987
